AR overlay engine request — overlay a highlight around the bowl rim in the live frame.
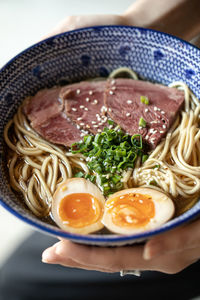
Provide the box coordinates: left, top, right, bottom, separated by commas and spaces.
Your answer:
1, 25, 200, 243
1, 24, 199, 73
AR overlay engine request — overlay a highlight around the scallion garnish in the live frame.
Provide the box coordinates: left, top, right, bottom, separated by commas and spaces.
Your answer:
149, 179, 158, 186
153, 164, 160, 169
71, 126, 147, 196
108, 120, 115, 125
74, 171, 96, 183
140, 95, 149, 105
142, 154, 148, 163
139, 117, 147, 128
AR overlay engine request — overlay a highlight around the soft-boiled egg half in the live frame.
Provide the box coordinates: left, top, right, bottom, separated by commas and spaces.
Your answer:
102, 187, 175, 235
51, 178, 105, 234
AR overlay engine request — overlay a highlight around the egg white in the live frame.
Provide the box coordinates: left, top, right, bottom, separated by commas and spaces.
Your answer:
102, 187, 175, 235
51, 178, 105, 234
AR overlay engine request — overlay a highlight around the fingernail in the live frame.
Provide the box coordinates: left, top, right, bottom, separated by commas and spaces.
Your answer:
143, 246, 152, 260
42, 248, 54, 263
143, 242, 162, 260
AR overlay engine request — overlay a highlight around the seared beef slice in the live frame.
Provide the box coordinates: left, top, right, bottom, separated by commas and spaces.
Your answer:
105, 79, 184, 148
23, 87, 82, 146
62, 81, 107, 135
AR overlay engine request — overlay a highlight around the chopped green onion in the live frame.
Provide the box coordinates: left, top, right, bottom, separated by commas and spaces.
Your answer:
85, 174, 96, 183
74, 171, 84, 178
153, 164, 160, 169
74, 172, 96, 183
139, 117, 146, 128
71, 126, 148, 196
140, 95, 149, 105
142, 154, 148, 163
108, 119, 115, 125
149, 179, 157, 186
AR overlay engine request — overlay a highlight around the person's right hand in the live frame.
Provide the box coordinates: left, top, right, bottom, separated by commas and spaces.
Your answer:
42, 218, 200, 274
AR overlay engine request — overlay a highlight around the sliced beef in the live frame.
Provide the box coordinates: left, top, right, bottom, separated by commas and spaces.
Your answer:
105, 78, 184, 148
23, 78, 185, 149
23, 87, 63, 127
61, 81, 108, 134
34, 112, 82, 147
23, 87, 82, 147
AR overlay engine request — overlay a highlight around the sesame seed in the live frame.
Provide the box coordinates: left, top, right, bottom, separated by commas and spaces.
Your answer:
80, 105, 84, 109
161, 111, 165, 114
112, 86, 116, 90
145, 135, 149, 139
111, 79, 115, 85
154, 106, 158, 111
98, 123, 103, 126
101, 106, 107, 113
84, 107, 88, 111
160, 130, 164, 133
109, 90, 114, 95
145, 108, 149, 112
126, 112, 131, 117
86, 125, 90, 128
72, 107, 77, 111
81, 130, 88, 134
93, 99, 98, 104
127, 100, 132, 104
93, 125, 99, 128
108, 108, 112, 112
80, 122, 85, 126
97, 129, 102, 132
96, 114, 100, 118
77, 117, 82, 121
149, 128, 155, 133
76, 89, 80, 94
85, 97, 90, 102
89, 90, 93, 95
76, 125, 80, 129
163, 125, 166, 129
91, 121, 96, 124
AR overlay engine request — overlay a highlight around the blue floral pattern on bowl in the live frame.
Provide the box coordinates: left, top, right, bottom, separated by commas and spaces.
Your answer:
0, 26, 200, 246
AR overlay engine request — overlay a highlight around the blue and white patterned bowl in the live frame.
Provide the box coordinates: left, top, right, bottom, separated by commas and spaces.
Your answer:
1, 26, 200, 246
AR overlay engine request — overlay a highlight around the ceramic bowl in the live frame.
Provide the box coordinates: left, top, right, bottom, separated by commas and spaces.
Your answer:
1, 26, 200, 246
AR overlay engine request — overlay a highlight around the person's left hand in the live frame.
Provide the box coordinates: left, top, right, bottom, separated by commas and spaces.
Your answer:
42, 218, 200, 274
42, 14, 127, 39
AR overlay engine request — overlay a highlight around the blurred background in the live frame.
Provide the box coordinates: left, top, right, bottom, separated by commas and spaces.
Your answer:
0, 0, 135, 267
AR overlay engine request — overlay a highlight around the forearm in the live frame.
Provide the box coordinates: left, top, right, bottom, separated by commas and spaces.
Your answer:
123, 0, 200, 41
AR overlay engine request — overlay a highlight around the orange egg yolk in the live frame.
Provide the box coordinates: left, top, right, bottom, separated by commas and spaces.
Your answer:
106, 193, 155, 228
59, 193, 102, 228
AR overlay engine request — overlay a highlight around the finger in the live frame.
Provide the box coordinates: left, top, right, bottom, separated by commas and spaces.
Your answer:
43, 14, 125, 39
143, 218, 200, 260
42, 242, 114, 273
53, 239, 153, 272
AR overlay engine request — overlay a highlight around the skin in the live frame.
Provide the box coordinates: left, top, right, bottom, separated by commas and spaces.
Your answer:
42, 0, 200, 274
